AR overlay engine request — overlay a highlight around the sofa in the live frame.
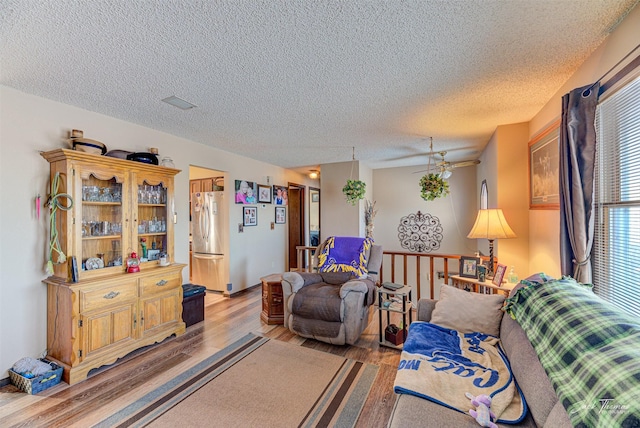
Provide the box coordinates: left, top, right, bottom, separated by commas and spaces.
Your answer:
389, 276, 640, 427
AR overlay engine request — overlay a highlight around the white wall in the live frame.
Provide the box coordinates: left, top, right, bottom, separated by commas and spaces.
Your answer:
189, 165, 224, 181
319, 160, 374, 239
0, 86, 314, 378
476, 131, 499, 258
359, 162, 373, 237
373, 165, 478, 253
495, 123, 530, 276
372, 164, 479, 297
319, 161, 362, 239
476, 123, 530, 276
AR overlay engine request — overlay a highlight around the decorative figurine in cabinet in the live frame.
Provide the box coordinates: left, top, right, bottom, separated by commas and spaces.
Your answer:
41, 149, 186, 385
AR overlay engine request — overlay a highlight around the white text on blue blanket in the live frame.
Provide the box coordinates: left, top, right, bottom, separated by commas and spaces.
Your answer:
401, 327, 500, 388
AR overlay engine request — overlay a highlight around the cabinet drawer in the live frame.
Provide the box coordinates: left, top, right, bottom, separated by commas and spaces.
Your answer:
80, 281, 137, 313
140, 272, 181, 296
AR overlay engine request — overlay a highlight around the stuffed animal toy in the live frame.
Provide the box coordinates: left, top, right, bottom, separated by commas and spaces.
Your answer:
465, 392, 498, 428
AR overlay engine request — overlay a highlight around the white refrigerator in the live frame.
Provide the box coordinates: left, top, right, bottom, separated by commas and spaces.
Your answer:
191, 191, 225, 291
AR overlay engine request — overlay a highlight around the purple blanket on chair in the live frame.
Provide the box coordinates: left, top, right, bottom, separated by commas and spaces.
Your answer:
318, 236, 373, 277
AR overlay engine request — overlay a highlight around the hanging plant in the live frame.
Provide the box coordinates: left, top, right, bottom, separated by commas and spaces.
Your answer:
419, 173, 450, 201
342, 179, 366, 205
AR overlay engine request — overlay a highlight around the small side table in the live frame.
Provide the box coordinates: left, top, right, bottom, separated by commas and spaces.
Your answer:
377, 284, 413, 349
260, 274, 284, 325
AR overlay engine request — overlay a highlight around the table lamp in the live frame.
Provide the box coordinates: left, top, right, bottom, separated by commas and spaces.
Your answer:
467, 209, 516, 277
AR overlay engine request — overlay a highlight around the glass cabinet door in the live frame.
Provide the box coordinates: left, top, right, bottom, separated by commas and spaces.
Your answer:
136, 180, 168, 263
81, 174, 124, 272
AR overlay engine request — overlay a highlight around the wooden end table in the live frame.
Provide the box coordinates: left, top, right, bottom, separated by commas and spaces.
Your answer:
260, 274, 284, 325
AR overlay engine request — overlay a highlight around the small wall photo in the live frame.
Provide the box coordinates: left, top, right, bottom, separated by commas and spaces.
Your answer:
258, 184, 272, 203
275, 206, 286, 224
243, 206, 257, 226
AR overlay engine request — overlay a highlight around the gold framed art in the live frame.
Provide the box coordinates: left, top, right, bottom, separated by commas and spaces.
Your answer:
528, 119, 561, 210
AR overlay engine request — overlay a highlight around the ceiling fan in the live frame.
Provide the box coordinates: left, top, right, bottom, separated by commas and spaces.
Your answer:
414, 138, 480, 178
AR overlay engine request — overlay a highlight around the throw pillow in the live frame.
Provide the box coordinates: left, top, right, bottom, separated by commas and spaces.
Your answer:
431, 284, 506, 337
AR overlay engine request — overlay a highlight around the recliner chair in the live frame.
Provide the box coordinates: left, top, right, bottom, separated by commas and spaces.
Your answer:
281, 238, 383, 345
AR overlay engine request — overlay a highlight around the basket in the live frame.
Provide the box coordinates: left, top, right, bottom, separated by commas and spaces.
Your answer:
385, 326, 408, 346
9, 359, 63, 394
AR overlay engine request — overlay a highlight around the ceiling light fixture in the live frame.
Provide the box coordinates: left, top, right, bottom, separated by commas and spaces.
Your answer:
440, 169, 453, 180
161, 95, 197, 110
309, 170, 319, 179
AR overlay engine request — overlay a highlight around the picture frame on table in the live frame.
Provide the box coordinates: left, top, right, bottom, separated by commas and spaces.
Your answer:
459, 256, 480, 279
243, 206, 257, 226
529, 120, 560, 210
258, 184, 272, 203
275, 206, 286, 224
492, 264, 507, 286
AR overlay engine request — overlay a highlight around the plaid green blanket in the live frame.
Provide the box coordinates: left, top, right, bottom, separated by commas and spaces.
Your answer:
505, 276, 640, 427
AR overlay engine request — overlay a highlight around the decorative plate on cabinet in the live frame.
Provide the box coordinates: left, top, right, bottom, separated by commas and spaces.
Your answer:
85, 257, 104, 270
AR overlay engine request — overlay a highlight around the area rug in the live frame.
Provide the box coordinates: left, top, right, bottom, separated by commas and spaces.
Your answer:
94, 334, 379, 428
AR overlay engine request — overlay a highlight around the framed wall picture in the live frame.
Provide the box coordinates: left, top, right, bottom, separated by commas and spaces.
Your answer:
459, 256, 480, 279
258, 184, 272, 203
243, 206, 257, 226
492, 264, 507, 286
275, 206, 286, 224
529, 120, 560, 209
272, 185, 288, 205
235, 180, 258, 205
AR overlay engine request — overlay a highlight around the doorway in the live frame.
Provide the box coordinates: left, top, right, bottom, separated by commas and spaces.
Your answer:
309, 187, 320, 247
189, 166, 227, 292
288, 183, 306, 270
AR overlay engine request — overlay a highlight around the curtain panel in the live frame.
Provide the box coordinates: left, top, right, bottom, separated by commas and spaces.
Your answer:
559, 83, 599, 284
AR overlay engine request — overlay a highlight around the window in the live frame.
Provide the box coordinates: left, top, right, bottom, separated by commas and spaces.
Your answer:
593, 75, 640, 318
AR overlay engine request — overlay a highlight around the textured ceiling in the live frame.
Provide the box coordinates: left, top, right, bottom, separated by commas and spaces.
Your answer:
1, 1, 637, 172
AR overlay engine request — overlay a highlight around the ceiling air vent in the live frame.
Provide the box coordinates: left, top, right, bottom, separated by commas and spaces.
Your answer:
161, 95, 197, 110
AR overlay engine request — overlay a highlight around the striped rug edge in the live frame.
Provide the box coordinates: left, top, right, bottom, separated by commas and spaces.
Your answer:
92, 333, 267, 428
300, 359, 379, 428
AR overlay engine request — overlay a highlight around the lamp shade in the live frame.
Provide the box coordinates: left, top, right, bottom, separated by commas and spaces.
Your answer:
467, 209, 516, 240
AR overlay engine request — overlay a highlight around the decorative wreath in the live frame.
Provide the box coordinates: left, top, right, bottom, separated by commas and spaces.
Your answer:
397, 211, 443, 253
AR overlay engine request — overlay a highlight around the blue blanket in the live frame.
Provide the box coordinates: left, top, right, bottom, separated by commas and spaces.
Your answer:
394, 322, 526, 424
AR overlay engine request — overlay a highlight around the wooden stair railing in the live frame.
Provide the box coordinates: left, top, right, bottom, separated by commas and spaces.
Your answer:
294, 246, 319, 272
294, 246, 493, 301
381, 251, 493, 300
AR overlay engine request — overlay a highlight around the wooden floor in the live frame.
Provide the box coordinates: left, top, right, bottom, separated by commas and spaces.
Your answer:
0, 286, 406, 428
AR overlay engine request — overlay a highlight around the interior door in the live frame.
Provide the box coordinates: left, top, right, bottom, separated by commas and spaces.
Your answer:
287, 184, 305, 270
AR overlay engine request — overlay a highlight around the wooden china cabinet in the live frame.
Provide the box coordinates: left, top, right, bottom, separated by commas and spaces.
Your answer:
41, 149, 186, 385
